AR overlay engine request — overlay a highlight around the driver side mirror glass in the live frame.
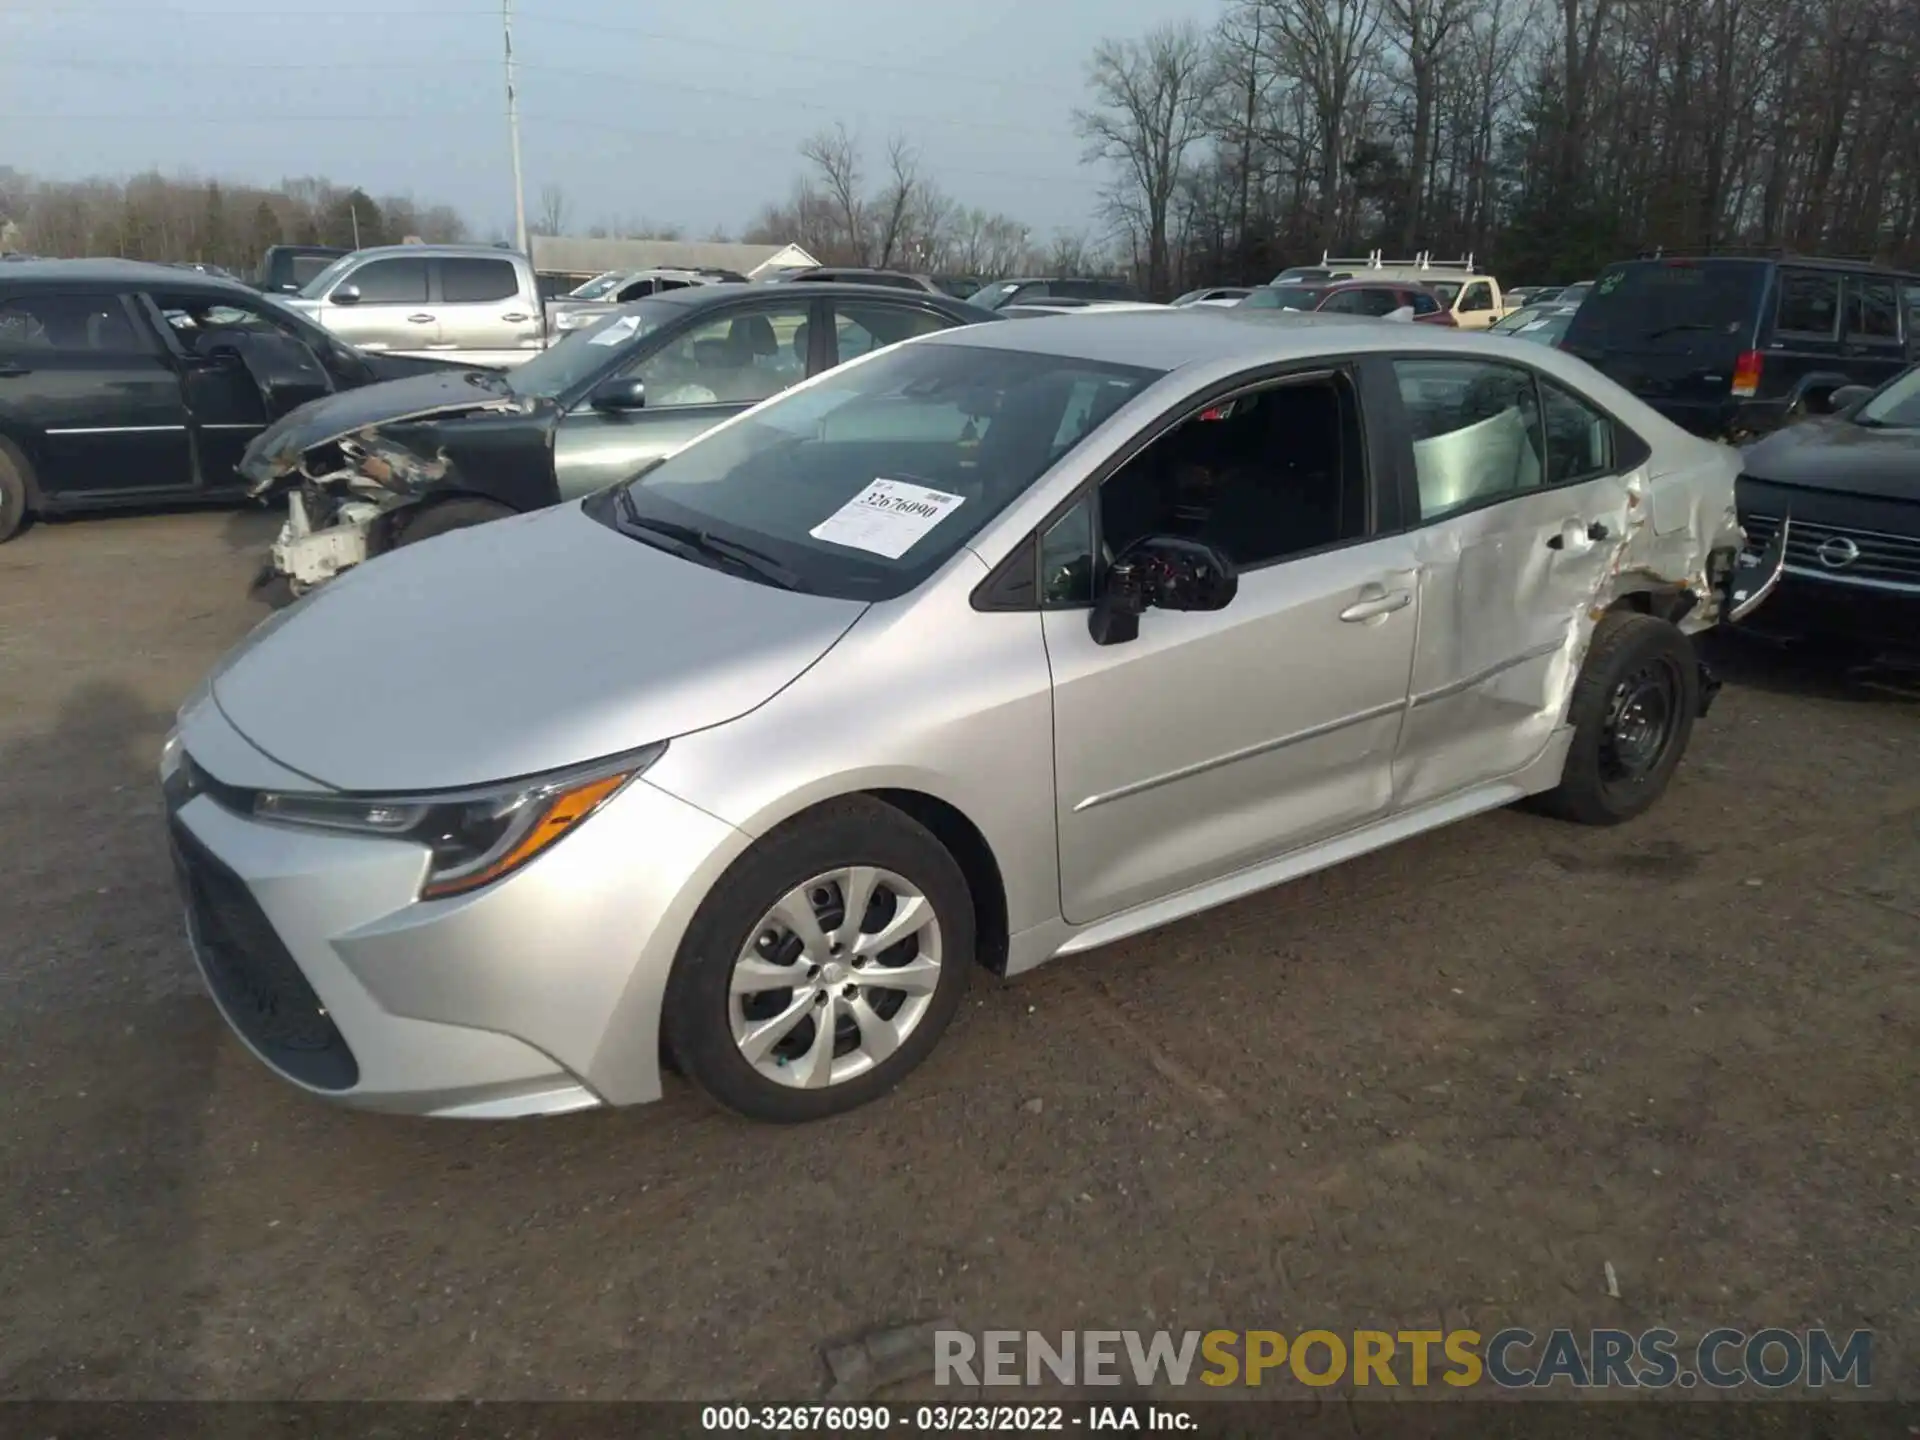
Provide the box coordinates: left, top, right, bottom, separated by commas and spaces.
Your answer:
331, 283, 361, 306
589, 376, 648, 412
1828, 384, 1874, 414
1089, 535, 1238, 646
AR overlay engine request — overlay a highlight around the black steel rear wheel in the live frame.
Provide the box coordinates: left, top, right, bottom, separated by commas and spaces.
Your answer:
1534, 611, 1701, 826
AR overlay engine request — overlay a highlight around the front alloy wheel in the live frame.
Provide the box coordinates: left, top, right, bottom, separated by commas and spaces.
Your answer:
730, 867, 944, 1089
663, 797, 975, 1122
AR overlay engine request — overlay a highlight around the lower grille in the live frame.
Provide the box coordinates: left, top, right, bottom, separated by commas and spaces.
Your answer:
170, 818, 359, 1091
1741, 512, 1920, 590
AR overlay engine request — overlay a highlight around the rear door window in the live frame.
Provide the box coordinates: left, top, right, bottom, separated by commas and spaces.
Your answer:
830, 300, 953, 364
1774, 270, 1841, 340
439, 257, 520, 304
0, 291, 147, 353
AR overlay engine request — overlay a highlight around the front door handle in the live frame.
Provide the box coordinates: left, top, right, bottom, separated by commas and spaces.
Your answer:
407, 313, 436, 324
500, 312, 531, 323
1340, 587, 1412, 623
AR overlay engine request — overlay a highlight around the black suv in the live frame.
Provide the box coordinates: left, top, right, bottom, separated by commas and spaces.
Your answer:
1561, 253, 1919, 440
0, 259, 461, 541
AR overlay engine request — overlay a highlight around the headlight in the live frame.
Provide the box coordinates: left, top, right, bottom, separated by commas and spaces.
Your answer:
251, 744, 665, 899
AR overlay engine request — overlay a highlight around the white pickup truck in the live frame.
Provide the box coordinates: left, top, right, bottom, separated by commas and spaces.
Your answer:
278, 244, 554, 369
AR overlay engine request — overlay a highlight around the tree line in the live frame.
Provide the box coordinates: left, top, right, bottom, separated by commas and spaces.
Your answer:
1075, 0, 1920, 296
0, 168, 469, 275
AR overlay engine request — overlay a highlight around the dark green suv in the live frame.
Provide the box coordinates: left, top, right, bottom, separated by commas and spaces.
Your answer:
1561, 254, 1919, 441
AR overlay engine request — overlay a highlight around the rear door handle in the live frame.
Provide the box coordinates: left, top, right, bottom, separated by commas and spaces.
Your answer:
1546, 520, 1609, 551
407, 313, 436, 325
1340, 587, 1412, 623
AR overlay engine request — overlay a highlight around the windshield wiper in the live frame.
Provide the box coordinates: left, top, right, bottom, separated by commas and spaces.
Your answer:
612, 494, 805, 590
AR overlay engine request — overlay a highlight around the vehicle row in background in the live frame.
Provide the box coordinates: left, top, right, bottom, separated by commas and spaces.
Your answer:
243, 283, 1004, 593
0, 259, 467, 541
1489, 301, 1583, 347
1242, 278, 1458, 325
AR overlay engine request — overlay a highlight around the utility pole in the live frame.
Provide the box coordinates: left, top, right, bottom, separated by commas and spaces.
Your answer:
503, 0, 528, 254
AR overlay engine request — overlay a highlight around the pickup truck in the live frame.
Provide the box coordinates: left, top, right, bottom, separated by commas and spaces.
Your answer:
278, 243, 552, 369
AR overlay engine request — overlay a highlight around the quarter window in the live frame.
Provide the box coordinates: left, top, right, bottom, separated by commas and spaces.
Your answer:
1538, 380, 1614, 483
339, 257, 429, 304
440, 258, 519, 304
1845, 278, 1900, 343
1775, 270, 1840, 338
1393, 359, 1543, 519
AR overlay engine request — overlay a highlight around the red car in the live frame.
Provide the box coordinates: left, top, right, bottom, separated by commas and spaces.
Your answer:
1240, 278, 1458, 325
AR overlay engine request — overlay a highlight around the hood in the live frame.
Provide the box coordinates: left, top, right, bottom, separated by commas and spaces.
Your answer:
239, 370, 531, 485
209, 503, 867, 792
1740, 418, 1920, 502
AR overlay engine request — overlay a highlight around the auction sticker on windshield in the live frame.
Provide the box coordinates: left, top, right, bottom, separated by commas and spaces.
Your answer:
810, 479, 966, 559
590, 315, 642, 346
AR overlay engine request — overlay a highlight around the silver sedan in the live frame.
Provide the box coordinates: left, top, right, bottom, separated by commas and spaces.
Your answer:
162, 311, 1775, 1122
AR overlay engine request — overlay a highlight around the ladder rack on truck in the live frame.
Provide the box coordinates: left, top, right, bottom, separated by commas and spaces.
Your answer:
1320, 250, 1477, 272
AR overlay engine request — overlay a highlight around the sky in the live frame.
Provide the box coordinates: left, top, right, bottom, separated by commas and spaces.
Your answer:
2, 0, 1210, 243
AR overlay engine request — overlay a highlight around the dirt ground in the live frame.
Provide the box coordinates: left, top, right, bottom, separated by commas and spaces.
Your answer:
0, 506, 1914, 1403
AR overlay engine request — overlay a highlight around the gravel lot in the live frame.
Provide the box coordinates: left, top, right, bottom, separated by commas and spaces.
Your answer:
1, 507, 1914, 1402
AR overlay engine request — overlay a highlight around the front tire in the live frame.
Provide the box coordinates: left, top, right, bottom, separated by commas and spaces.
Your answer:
663, 797, 974, 1122
1534, 611, 1701, 826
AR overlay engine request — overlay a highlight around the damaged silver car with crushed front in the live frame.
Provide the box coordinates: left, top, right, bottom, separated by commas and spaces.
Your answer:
241, 284, 1003, 593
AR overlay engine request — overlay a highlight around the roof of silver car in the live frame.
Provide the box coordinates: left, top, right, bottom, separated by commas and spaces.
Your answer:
921, 306, 1499, 369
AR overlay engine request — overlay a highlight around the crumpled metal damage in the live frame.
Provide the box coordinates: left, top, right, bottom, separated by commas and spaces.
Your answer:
1392, 450, 1749, 811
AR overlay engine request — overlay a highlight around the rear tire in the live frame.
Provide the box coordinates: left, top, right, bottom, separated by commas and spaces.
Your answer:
0, 440, 33, 543
397, 496, 514, 547
663, 797, 974, 1123
1533, 611, 1701, 826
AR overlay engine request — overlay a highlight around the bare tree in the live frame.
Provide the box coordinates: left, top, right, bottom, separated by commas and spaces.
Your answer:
1384, 0, 1472, 247
537, 183, 569, 237
871, 136, 921, 270
800, 124, 868, 264
1075, 22, 1213, 297
1258, 0, 1384, 248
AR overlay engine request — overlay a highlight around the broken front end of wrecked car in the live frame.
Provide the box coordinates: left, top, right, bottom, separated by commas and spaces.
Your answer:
239, 372, 538, 595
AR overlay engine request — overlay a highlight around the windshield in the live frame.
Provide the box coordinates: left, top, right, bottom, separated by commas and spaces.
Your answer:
296, 253, 360, 299
1564, 261, 1763, 348
1509, 311, 1575, 346
504, 302, 677, 399
571, 271, 626, 299
1857, 367, 1920, 428
588, 341, 1160, 601
1243, 285, 1321, 311
968, 281, 1031, 310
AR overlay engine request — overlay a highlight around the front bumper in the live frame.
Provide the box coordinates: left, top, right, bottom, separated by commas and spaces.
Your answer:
1730, 569, 1920, 653
163, 704, 750, 1116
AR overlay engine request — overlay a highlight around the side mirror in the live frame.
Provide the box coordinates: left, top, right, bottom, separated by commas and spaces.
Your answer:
331, 283, 361, 306
1827, 384, 1874, 414
589, 376, 648, 412
1089, 535, 1238, 646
